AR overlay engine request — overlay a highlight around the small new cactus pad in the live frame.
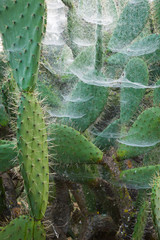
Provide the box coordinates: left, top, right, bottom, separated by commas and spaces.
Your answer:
17, 92, 49, 220
120, 165, 160, 189
117, 107, 160, 159
0, 0, 46, 91
120, 58, 148, 123
151, 175, 160, 238
0, 215, 34, 239
132, 199, 149, 240
0, 140, 17, 172
108, 0, 149, 51
49, 123, 103, 164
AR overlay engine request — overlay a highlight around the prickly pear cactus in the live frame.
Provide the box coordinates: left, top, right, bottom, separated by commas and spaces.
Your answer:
151, 174, 160, 238
132, 198, 149, 240
120, 57, 149, 123
17, 92, 49, 220
0, 215, 34, 239
0, 0, 46, 91
120, 165, 160, 189
0, 215, 46, 239
49, 123, 103, 164
0, 140, 17, 172
108, 0, 149, 51
118, 107, 160, 159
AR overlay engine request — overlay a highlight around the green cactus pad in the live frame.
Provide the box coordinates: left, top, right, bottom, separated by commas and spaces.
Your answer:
120, 34, 160, 57
0, 215, 46, 239
48, 124, 101, 183
0, 215, 34, 239
2, 76, 19, 119
37, 80, 61, 108
132, 199, 149, 240
153, 79, 160, 106
54, 162, 99, 183
117, 107, 160, 159
0, 140, 17, 172
151, 175, 160, 238
62, 79, 108, 132
120, 165, 160, 189
93, 119, 121, 150
120, 58, 149, 123
108, 0, 149, 51
33, 221, 46, 239
17, 92, 49, 220
0, 0, 45, 91
83, 184, 97, 213
153, 0, 160, 33
61, 47, 108, 132
107, 53, 129, 68
0, 93, 9, 127
49, 123, 103, 164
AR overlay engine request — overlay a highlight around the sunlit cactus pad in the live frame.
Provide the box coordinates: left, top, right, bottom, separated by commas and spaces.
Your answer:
17, 92, 49, 220
0, 215, 45, 240
49, 123, 103, 164
0, 0, 45, 91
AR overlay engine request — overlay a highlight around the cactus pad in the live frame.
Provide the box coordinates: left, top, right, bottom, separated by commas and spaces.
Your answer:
117, 107, 160, 159
108, 0, 149, 51
132, 199, 149, 240
0, 95, 8, 127
0, 0, 46, 91
17, 92, 49, 220
0, 215, 46, 239
93, 119, 121, 150
49, 123, 103, 164
120, 58, 149, 123
0, 140, 17, 172
0, 215, 34, 239
120, 165, 160, 189
151, 175, 160, 238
